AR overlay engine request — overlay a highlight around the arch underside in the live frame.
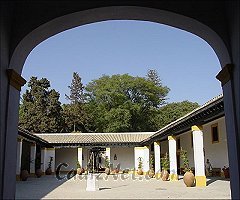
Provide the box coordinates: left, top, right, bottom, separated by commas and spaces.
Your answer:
9, 6, 230, 74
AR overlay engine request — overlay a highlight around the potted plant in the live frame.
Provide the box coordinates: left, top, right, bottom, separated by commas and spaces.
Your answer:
35, 158, 43, 178
148, 154, 155, 178
45, 156, 53, 175
104, 156, 110, 175
222, 166, 230, 178
20, 169, 29, 181
161, 153, 170, 181
180, 149, 195, 187
137, 157, 144, 175
76, 161, 83, 175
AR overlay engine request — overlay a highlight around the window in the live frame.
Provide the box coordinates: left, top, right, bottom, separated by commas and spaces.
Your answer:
211, 124, 219, 143
177, 138, 181, 150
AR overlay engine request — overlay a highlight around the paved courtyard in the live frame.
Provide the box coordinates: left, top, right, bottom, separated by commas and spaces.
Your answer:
16, 174, 231, 199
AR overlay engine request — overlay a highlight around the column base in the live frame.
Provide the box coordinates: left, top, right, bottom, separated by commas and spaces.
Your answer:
16, 175, 20, 181
195, 176, 206, 187
155, 172, 162, 179
170, 173, 178, 181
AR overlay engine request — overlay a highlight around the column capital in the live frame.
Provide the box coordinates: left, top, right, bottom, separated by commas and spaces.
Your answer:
154, 141, 160, 146
17, 138, 23, 142
168, 136, 176, 140
192, 125, 203, 131
216, 64, 234, 86
31, 142, 36, 147
6, 69, 26, 91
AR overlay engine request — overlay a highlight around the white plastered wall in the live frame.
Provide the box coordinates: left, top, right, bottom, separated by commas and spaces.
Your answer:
110, 147, 134, 170
82, 148, 89, 169
160, 140, 168, 156
55, 148, 77, 171
179, 131, 194, 168
178, 116, 229, 169
134, 147, 150, 172
203, 117, 229, 168
45, 148, 55, 172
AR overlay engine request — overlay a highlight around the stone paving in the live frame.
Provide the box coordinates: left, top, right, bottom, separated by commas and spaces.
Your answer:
16, 174, 231, 199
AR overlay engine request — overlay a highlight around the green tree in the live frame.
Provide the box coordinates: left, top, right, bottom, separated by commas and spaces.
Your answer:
65, 72, 84, 104
63, 72, 87, 132
147, 69, 162, 87
155, 101, 199, 129
19, 77, 63, 133
85, 74, 169, 132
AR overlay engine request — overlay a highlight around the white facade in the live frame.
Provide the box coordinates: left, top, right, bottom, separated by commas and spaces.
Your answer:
55, 148, 78, 171
134, 146, 150, 172
110, 147, 134, 170
203, 117, 229, 168
158, 116, 229, 172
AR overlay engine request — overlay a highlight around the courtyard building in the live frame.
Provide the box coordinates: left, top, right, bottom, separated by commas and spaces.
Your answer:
17, 94, 229, 189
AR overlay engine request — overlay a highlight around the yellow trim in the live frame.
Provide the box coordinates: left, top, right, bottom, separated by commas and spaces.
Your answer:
135, 146, 149, 150
155, 172, 161, 179
46, 147, 55, 150
195, 176, 206, 187
16, 175, 20, 181
154, 142, 160, 146
168, 136, 176, 140
170, 173, 178, 181
29, 173, 35, 177
191, 125, 203, 131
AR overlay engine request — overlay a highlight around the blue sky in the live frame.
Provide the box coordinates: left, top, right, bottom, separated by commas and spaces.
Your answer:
22, 20, 222, 105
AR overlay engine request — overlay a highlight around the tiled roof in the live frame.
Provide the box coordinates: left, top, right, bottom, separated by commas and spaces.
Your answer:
34, 132, 154, 144
141, 94, 224, 143
19, 94, 224, 146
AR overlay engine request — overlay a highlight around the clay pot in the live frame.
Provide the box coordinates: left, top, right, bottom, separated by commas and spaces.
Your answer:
105, 168, 110, 175
45, 167, 52, 175
161, 170, 169, 181
222, 167, 230, 178
148, 169, 155, 178
77, 168, 82, 175
183, 171, 195, 187
137, 168, 143, 175
20, 170, 29, 181
35, 169, 43, 178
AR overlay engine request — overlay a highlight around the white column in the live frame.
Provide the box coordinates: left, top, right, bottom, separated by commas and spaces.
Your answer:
78, 148, 83, 168
168, 136, 178, 181
30, 143, 36, 175
106, 147, 111, 162
45, 148, 55, 173
154, 142, 161, 175
192, 125, 206, 187
41, 147, 47, 173
16, 138, 23, 180
134, 146, 150, 174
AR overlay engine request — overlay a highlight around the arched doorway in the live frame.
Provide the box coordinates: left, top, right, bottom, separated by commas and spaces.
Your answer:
1, 5, 239, 199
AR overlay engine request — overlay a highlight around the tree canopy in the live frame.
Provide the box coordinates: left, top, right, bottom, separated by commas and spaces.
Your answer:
19, 71, 199, 133
63, 72, 88, 132
19, 77, 63, 133
84, 74, 170, 132
155, 101, 199, 129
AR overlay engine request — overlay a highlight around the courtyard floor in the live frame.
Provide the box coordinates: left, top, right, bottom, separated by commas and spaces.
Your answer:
16, 174, 231, 199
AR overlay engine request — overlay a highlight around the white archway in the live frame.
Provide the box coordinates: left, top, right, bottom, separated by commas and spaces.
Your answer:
9, 6, 231, 74
3, 5, 239, 199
